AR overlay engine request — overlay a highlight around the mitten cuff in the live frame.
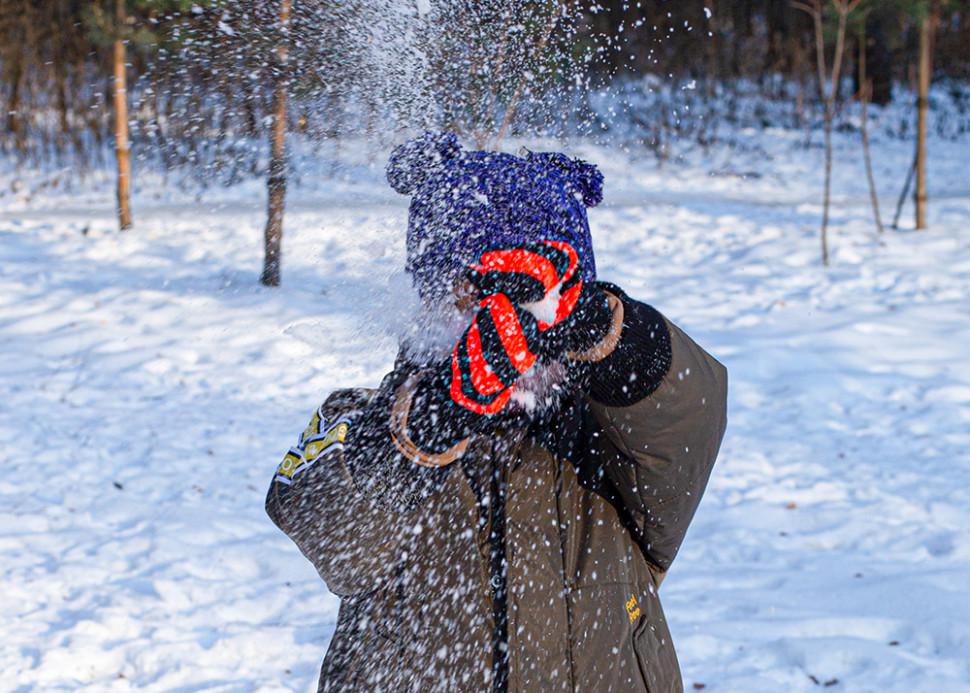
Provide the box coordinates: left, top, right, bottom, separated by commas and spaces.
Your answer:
390, 371, 474, 467
577, 285, 673, 407
566, 289, 622, 362
539, 282, 613, 360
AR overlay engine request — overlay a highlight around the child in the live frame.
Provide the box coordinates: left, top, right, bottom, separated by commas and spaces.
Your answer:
267, 132, 727, 693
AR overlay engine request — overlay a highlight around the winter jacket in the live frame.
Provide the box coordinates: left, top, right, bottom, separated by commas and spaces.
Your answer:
266, 287, 728, 692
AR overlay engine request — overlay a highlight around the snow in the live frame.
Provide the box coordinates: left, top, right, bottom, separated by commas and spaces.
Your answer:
2, 117, 970, 691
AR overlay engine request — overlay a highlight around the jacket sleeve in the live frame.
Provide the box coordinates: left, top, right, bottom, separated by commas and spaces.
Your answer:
578, 288, 728, 579
265, 369, 455, 597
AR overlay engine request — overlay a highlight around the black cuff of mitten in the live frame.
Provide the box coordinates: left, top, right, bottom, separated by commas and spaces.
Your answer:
539, 281, 614, 359
407, 367, 489, 454
584, 283, 672, 407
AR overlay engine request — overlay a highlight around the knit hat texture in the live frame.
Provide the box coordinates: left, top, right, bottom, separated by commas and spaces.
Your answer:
386, 131, 604, 302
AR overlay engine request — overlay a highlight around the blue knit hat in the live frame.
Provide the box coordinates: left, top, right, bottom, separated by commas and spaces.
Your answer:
386, 132, 604, 302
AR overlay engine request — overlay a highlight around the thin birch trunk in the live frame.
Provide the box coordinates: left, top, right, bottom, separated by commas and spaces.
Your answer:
793, 0, 862, 266
804, 1, 831, 266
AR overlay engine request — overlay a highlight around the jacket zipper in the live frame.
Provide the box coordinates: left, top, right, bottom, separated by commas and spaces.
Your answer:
488, 449, 509, 693
552, 456, 577, 691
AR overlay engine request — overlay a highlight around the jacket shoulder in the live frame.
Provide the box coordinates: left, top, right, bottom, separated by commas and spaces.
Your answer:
320, 387, 377, 420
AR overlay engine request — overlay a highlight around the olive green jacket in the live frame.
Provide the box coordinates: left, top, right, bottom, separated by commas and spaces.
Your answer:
267, 302, 727, 692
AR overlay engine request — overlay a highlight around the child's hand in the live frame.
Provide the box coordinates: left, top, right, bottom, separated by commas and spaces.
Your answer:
448, 241, 611, 414
467, 240, 584, 330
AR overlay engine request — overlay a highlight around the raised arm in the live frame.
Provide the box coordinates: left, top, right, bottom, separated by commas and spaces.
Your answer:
265, 372, 454, 597
578, 285, 728, 581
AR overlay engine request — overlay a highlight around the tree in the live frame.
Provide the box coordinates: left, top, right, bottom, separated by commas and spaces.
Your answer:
260, 0, 292, 287
915, 0, 939, 230
113, 0, 133, 230
857, 18, 884, 233
792, 0, 863, 266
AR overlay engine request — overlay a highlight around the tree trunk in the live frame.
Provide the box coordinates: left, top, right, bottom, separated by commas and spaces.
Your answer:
52, 0, 70, 145
795, 0, 861, 266
892, 152, 917, 230
792, 35, 806, 126
821, 104, 832, 265
820, 4, 855, 264
804, 1, 831, 265
6, 40, 24, 152
260, 0, 292, 287
915, 3, 935, 231
113, 0, 132, 231
859, 25, 883, 233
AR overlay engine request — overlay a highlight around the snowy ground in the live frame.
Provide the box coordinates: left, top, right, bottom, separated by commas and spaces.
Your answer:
2, 123, 970, 692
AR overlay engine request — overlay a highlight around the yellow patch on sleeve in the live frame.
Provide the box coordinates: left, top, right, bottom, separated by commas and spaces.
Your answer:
303, 421, 349, 462
300, 410, 323, 446
275, 449, 306, 484
275, 417, 351, 485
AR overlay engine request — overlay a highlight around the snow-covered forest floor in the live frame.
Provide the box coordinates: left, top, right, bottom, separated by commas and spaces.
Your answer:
2, 119, 970, 691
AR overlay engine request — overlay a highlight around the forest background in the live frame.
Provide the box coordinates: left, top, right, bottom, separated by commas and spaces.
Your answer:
3, 0, 968, 274
3, 3, 970, 690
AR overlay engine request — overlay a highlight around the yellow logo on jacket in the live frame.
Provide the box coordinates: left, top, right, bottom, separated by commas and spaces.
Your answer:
626, 594, 641, 623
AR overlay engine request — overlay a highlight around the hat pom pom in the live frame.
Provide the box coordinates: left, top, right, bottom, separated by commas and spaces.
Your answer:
386, 131, 461, 195
526, 151, 604, 208
571, 159, 604, 208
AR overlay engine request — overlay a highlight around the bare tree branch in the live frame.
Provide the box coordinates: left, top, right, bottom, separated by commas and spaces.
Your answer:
493, 1, 561, 147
